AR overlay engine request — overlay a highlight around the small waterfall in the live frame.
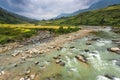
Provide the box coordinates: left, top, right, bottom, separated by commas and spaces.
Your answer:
87, 51, 107, 71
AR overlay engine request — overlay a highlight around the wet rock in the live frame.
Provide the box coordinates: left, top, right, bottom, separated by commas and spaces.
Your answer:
84, 49, 90, 52
12, 52, 19, 57
40, 65, 46, 69
104, 74, 114, 80
25, 68, 31, 75
91, 38, 100, 41
55, 59, 62, 64
58, 55, 61, 57
59, 62, 65, 66
56, 46, 63, 51
107, 47, 120, 54
70, 46, 75, 49
20, 76, 30, 80
14, 63, 18, 67
75, 54, 87, 63
34, 61, 39, 65
86, 41, 92, 45
53, 55, 61, 59
53, 56, 58, 59
97, 74, 120, 80
46, 49, 50, 52
48, 46, 55, 49
97, 75, 111, 80
112, 40, 120, 43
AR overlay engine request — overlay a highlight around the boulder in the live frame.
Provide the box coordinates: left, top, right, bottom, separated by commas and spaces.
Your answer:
53, 55, 61, 59
86, 41, 92, 45
14, 63, 18, 67
107, 47, 120, 54
104, 74, 114, 80
75, 54, 87, 63
25, 69, 31, 75
59, 62, 65, 66
12, 52, 19, 57
112, 40, 120, 43
84, 49, 90, 52
55, 59, 61, 64
34, 61, 39, 65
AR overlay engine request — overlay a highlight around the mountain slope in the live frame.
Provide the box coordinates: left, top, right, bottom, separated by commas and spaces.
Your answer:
40, 4, 120, 27
0, 7, 36, 24
56, 0, 120, 18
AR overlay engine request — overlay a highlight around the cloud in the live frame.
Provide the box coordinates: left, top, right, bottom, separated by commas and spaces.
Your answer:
0, 0, 99, 19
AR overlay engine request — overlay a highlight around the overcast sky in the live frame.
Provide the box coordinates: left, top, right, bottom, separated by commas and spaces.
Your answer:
0, 0, 99, 20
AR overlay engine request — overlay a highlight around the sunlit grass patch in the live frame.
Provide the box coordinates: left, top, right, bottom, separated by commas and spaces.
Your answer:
0, 24, 80, 44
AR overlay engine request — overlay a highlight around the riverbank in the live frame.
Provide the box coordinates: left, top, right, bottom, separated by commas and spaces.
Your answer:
0, 30, 55, 53
0, 29, 95, 80
0, 27, 120, 80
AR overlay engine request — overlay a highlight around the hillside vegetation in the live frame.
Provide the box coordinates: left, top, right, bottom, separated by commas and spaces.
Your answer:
0, 24, 80, 44
0, 7, 36, 24
39, 4, 120, 27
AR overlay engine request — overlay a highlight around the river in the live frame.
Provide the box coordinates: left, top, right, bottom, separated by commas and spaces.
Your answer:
0, 27, 120, 80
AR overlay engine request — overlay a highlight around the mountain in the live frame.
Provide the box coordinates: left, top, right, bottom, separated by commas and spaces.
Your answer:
0, 7, 37, 24
40, 4, 120, 27
56, 0, 120, 18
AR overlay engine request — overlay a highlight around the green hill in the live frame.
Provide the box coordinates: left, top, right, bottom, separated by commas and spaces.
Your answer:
40, 4, 120, 27
0, 7, 37, 24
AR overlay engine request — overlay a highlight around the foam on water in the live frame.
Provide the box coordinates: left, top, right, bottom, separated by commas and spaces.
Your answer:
114, 78, 120, 80
87, 51, 108, 71
96, 76, 111, 80
95, 40, 111, 47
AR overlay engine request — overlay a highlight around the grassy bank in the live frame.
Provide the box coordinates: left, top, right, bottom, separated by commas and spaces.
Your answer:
0, 24, 80, 44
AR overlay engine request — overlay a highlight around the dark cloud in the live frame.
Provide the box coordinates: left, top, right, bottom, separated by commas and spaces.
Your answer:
0, 0, 99, 19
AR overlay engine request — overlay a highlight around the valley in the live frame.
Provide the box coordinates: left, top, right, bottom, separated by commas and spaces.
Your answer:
0, 1, 120, 80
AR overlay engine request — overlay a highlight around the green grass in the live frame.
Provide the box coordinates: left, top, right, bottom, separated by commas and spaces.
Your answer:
0, 27, 38, 44
0, 25, 80, 44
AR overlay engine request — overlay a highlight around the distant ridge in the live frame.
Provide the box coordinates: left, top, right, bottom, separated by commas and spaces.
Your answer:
40, 4, 120, 27
56, 0, 120, 18
0, 7, 37, 24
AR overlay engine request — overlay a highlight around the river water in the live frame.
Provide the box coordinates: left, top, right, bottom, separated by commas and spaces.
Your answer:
0, 27, 120, 80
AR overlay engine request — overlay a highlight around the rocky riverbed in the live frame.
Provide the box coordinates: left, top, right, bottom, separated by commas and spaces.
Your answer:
0, 30, 54, 53
0, 27, 120, 80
